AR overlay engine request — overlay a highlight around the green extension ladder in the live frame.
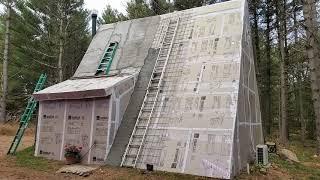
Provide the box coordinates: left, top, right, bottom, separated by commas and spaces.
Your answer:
95, 42, 118, 75
7, 73, 47, 155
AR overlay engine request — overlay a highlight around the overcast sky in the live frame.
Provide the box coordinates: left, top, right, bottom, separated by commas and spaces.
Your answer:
84, 0, 129, 16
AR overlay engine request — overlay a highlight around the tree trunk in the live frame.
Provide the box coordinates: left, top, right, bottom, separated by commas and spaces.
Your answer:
292, 0, 299, 43
302, 0, 320, 154
252, 0, 260, 70
298, 71, 306, 145
278, 86, 281, 131
265, 0, 272, 136
277, 0, 289, 145
292, 0, 306, 144
251, 0, 268, 136
58, 17, 64, 82
0, 0, 11, 123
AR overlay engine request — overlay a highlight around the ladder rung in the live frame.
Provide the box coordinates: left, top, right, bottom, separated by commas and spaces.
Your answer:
136, 125, 147, 129
99, 65, 107, 69
147, 90, 157, 94
153, 72, 162, 75
159, 53, 168, 57
129, 144, 140, 148
141, 108, 152, 112
151, 80, 159, 84
149, 86, 159, 91
155, 61, 165, 65
144, 98, 155, 102
125, 154, 137, 158
157, 60, 165, 63
137, 118, 148, 122
132, 134, 143, 138
164, 36, 173, 39
144, 99, 155, 103
154, 65, 164, 69
150, 82, 159, 85
139, 147, 163, 151
147, 93, 156, 97
160, 48, 169, 52
149, 87, 159, 91
157, 58, 166, 62
153, 69, 162, 73
101, 60, 110, 63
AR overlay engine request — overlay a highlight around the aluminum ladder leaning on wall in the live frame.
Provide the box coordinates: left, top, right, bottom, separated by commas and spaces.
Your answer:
7, 73, 47, 155
121, 17, 180, 168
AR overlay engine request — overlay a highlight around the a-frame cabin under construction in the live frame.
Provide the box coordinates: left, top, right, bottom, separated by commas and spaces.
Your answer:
33, 0, 263, 179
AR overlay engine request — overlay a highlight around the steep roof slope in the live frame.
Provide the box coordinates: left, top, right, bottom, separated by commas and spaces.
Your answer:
118, 0, 263, 179
73, 16, 160, 78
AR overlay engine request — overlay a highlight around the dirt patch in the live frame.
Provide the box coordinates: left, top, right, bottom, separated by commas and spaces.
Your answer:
0, 123, 35, 157
0, 135, 35, 157
302, 162, 320, 169
266, 168, 292, 179
238, 164, 292, 180
0, 123, 35, 136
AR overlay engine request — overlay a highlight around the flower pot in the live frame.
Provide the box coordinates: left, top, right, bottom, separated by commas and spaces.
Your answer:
65, 156, 79, 165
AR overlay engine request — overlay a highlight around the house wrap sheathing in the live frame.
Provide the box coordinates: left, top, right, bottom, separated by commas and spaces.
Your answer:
33, 0, 263, 178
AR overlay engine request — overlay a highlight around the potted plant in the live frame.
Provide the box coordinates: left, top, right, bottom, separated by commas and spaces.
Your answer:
64, 144, 82, 165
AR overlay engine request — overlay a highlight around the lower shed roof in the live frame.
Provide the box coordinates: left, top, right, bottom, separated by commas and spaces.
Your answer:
33, 71, 137, 101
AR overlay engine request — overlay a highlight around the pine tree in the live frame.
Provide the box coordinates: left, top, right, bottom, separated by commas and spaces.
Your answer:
0, 0, 89, 117
276, 0, 289, 145
126, 0, 153, 19
150, 0, 173, 15
101, 5, 127, 24
173, 0, 204, 10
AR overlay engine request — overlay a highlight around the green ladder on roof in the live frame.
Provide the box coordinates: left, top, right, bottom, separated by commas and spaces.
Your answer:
7, 73, 47, 155
95, 42, 118, 75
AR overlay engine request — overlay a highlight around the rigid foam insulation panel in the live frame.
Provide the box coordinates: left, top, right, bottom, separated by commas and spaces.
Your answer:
122, 0, 263, 179
34, 73, 136, 165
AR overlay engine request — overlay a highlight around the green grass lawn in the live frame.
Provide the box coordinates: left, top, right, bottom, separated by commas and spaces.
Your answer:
14, 146, 63, 172
271, 138, 320, 180
9, 140, 320, 179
